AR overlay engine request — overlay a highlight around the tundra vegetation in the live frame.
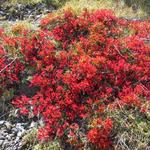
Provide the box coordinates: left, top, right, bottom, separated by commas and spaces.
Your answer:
0, 0, 150, 149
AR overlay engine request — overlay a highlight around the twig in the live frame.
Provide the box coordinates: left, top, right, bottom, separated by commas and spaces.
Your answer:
114, 45, 126, 59
0, 57, 17, 73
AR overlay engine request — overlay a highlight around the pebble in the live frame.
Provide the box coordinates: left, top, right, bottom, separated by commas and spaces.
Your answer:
0, 135, 5, 140
11, 128, 18, 133
6, 135, 11, 141
0, 140, 3, 146
0, 119, 38, 150
0, 120, 5, 125
0, 2, 55, 22
17, 131, 25, 138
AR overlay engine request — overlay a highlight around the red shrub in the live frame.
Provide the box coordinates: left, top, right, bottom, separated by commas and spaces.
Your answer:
0, 32, 24, 96
0, 9, 150, 149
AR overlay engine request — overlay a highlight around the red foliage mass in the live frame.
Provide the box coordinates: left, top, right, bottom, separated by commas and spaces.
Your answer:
0, 10, 150, 149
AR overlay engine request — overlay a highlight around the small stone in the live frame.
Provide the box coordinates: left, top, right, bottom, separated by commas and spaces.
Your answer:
0, 140, 3, 146
1, 132, 8, 136
11, 128, 18, 133
14, 137, 20, 143
6, 135, 11, 141
9, 133, 15, 137
0, 135, 5, 140
0, 120, 5, 125
17, 131, 25, 138
1, 127, 7, 132
3, 140, 10, 148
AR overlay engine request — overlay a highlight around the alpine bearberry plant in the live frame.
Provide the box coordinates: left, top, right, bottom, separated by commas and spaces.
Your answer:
0, 9, 150, 149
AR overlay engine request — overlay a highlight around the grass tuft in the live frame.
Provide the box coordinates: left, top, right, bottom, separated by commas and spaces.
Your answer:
21, 128, 60, 150
59, 0, 146, 19
107, 103, 150, 149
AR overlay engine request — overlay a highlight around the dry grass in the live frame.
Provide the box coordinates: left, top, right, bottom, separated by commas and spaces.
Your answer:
59, 0, 146, 19
11, 21, 35, 33
6, 0, 148, 19
106, 103, 150, 149
5, 0, 150, 19
8, 0, 42, 4
21, 128, 60, 150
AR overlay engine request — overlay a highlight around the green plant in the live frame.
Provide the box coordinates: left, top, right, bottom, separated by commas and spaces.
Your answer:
107, 102, 150, 149
21, 129, 38, 149
0, 7, 150, 150
21, 129, 60, 150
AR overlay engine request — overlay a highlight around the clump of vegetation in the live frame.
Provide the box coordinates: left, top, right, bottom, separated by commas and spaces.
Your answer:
107, 101, 150, 149
0, 0, 150, 148
21, 129, 38, 149
124, 0, 150, 15
44, 0, 67, 7
5, 0, 150, 18
11, 21, 35, 34
6, 0, 67, 6
22, 128, 60, 150
60, 0, 147, 19
0, 8, 149, 149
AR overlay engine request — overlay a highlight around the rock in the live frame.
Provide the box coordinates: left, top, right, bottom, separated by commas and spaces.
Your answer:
11, 128, 18, 134
0, 118, 37, 150
0, 2, 55, 22
0, 140, 3, 146
17, 131, 25, 138
1, 132, 8, 137
6, 135, 11, 141
0, 120, 5, 125
9, 133, 15, 138
3, 140, 10, 148
14, 137, 20, 143
0, 135, 5, 140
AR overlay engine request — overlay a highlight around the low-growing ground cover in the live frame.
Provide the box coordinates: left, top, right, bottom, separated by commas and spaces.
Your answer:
0, 6, 150, 150
60, 0, 147, 19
